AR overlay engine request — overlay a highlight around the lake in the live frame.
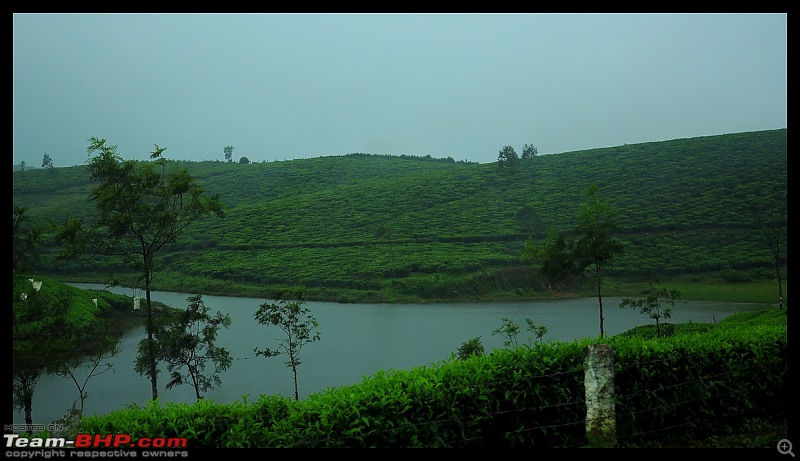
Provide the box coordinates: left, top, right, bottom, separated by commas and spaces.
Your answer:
12, 283, 768, 426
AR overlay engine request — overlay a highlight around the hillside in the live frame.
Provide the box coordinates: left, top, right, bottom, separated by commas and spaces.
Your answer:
12, 129, 787, 302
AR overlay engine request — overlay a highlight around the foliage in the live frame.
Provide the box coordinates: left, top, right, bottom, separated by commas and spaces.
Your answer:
573, 184, 625, 338
521, 143, 538, 158
618, 283, 680, 338
154, 294, 233, 401
522, 229, 578, 289
457, 336, 485, 360
254, 291, 321, 400
525, 184, 624, 338
12, 274, 144, 428
607, 309, 787, 445
491, 317, 548, 347
12, 278, 71, 425
12, 276, 119, 425
523, 318, 548, 343
42, 153, 55, 171
497, 144, 519, 172
53, 137, 224, 401
13, 205, 42, 279
13, 210, 68, 425
491, 317, 521, 347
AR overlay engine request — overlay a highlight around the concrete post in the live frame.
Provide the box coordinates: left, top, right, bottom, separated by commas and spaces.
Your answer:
583, 344, 616, 447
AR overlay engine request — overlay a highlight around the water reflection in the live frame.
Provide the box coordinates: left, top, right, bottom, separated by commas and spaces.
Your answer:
13, 283, 767, 425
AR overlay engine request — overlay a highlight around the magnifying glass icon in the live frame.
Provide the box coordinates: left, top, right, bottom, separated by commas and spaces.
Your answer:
778, 439, 795, 457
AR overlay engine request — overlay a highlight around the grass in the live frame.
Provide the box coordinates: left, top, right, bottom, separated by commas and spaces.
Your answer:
597, 275, 785, 304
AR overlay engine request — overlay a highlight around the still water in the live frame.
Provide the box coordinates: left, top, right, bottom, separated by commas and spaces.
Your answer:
12, 284, 767, 425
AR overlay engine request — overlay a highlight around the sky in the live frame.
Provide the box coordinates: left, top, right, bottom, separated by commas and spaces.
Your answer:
13, 13, 787, 167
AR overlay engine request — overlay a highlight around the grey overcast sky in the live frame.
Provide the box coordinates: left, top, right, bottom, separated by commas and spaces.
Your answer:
13, 13, 787, 167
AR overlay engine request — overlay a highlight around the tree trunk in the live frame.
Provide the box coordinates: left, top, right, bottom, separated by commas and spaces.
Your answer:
145, 266, 158, 401
24, 396, 33, 427
595, 263, 605, 339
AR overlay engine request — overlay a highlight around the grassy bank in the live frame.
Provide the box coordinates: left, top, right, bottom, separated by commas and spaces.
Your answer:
51, 271, 786, 307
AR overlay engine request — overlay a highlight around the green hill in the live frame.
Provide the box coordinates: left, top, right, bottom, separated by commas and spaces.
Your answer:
12, 129, 787, 303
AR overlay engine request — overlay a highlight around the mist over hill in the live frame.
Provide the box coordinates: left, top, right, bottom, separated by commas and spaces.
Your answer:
13, 129, 787, 302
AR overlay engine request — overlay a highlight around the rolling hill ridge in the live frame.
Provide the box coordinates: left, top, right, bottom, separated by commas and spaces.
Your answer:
13, 129, 787, 303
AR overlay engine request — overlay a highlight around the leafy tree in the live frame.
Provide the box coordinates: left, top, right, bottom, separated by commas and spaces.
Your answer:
521, 229, 576, 290
497, 145, 519, 173
521, 143, 538, 159
238, 156, 250, 164
18, 160, 26, 177
457, 336, 485, 360
13, 278, 71, 427
12, 206, 45, 427
55, 137, 224, 401
42, 153, 56, 175
522, 185, 623, 338
573, 184, 624, 338
13, 205, 42, 281
516, 204, 537, 236
224, 145, 234, 163
152, 294, 232, 401
253, 291, 320, 401
619, 283, 680, 338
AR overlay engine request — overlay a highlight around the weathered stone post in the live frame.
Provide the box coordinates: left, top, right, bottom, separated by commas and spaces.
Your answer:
583, 344, 616, 447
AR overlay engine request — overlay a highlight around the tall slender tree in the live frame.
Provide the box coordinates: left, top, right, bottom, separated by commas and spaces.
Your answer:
253, 291, 320, 401
55, 137, 224, 400
573, 184, 624, 338
753, 183, 787, 309
522, 184, 623, 338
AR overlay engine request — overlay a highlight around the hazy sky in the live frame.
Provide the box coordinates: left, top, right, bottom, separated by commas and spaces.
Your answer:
13, 13, 787, 167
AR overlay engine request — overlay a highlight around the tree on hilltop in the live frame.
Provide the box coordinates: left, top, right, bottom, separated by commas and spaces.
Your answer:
522, 143, 538, 159
497, 145, 519, 174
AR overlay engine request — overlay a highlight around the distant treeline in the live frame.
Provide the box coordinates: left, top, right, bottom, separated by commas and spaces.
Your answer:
342, 152, 477, 164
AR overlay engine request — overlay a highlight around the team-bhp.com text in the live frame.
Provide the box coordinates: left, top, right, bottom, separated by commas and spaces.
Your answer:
5, 434, 189, 458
